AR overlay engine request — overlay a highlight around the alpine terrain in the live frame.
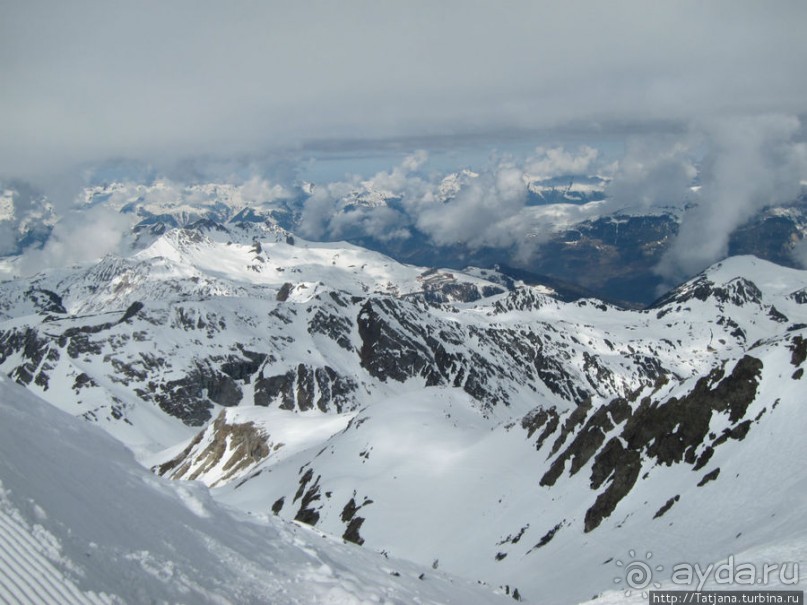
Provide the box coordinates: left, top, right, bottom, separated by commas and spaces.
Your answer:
3, 1, 807, 603
0, 213, 806, 603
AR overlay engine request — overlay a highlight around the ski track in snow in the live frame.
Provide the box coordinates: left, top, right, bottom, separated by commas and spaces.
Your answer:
0, 487, 111, 605
0, 376, 509, 605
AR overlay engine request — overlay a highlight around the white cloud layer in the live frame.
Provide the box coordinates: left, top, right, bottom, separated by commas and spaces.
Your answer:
604, 136, 698, 212
526, 146, 600, 179
20, 206, 136, 275
2, 1, 806, 182
2, 1, 806, 288
793, 238, 807, 270
414, 163, 528, 249
657, 115, 807, 283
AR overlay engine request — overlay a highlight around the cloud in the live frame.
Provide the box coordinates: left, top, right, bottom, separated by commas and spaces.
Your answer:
2, 1, 806, 184
297, 182, 356, 241
604, 135, 697, 212
298, 153, 427, 242
414, 162, 529, 249
329, 205, 411, 243
0, 180, 56, 255
793, 237, 807, 270
239, 177, 293, 206
20, 206, 136, 276
295, 152, 536, 251
656, 115, 807, 283
0, 221, 17, 256
361, 151, 429, 197
525, 146, 600, 178
2, 2, 805, 279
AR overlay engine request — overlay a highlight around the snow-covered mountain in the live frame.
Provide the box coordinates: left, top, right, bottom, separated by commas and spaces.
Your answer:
0, 226, 761, 457
83, 180, 298, 227
170, 253, 807, 603
0, 375, 508, 604
1, 223, 806, 603
0, 183, 57, 257
525, 174, 609, 205
5, 174, 807, 307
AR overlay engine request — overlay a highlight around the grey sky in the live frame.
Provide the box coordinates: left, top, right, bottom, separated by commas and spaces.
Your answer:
2, 1, 806, 180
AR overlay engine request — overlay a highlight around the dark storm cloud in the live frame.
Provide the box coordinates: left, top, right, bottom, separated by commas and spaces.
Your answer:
2, 1, 807, 180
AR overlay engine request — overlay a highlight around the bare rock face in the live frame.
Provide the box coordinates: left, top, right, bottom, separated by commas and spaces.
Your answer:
530, 354, 764, 533
154, 409, 275, 487
254, 364, 357, 413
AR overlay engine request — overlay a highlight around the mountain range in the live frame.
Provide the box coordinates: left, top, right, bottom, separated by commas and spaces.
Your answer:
1, 211, 806, 603
3, 173, 807, 305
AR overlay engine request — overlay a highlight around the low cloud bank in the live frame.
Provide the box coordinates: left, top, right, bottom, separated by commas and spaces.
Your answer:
4, 115, 806, 287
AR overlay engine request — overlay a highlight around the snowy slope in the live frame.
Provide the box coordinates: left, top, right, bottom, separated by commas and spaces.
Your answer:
0, 229, 515, 458
211, 335, 807, 604
0, 375, 509, 604
0, 226, 712, 458
0, 239, 801, 464
2, 226, 807, 604
175, 255, 807, 603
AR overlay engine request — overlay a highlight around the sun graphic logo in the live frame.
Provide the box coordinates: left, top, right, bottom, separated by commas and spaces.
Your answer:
613, 550, 664, 597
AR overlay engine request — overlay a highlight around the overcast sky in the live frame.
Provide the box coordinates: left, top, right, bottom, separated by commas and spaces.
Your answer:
3, 1, 807, 283
2, 1, 806, 180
